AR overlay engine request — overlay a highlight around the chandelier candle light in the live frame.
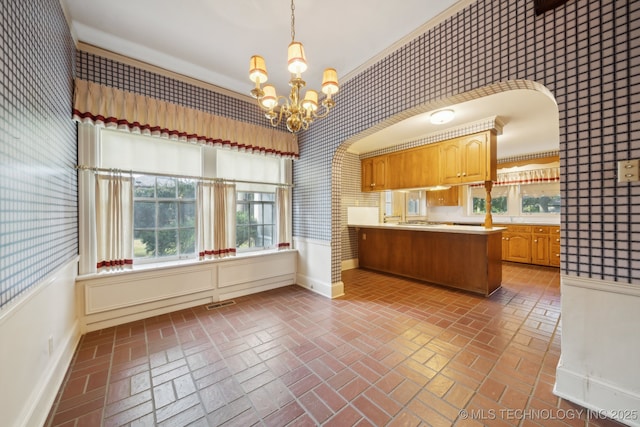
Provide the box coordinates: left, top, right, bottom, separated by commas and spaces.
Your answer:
249, 0, 339, 133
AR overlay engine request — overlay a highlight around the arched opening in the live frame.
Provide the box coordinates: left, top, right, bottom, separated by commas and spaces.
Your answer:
331, 80, 561, 289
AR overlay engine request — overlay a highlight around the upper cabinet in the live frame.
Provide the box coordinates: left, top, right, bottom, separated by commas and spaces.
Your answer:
440, 131, 497, 185
361, 155, 387, 192
360, 130, 497, 192
386, 143, 439, 190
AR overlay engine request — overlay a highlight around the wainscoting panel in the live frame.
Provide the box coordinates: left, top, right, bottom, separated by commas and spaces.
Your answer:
77, 251, 298, 332
555, 275, 640, 426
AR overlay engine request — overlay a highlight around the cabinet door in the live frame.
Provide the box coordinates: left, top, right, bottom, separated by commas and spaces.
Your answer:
531, 234, 550, 265
373, 157, 387, 190
418, 144, 440, 187
505, 233, 531, 263
427, 187, 459, 206
549, 227, 561, 266
440, 140, 461, 184
386, 151, 405, 189
361, 158, 374, 192
460, 133, 487, 183
501, 233, 510, 260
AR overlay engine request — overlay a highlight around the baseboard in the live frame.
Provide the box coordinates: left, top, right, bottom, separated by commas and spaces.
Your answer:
555, 364, 640, 427
341, 258, 358, 271
24, 320, 81, 427
296, 274, 344, 298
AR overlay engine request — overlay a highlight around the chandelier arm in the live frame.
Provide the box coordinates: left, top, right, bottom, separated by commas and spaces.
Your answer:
310, 103, 333, 120
270, 110, 284, 128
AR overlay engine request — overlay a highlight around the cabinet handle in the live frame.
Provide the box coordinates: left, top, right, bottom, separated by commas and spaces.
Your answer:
462, 172, 467, 176
538, 228, 543, 232
456, 172, 461, 177
534, 239, 538, 243
371, 183, 375, 187
556, 238, 560, 242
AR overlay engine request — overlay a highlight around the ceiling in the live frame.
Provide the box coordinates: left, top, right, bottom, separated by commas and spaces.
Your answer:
60, 0, 559, 158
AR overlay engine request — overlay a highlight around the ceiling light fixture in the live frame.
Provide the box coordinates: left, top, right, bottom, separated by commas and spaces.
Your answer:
248, 0, 339, 133
430, 109, 455, 125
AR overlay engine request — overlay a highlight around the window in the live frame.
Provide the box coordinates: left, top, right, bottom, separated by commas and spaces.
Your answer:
470, 186, 509, 215
78, 126, 292, 274
468, 182, 560, 216
520, 183, 560, 214
133, 175, 197, 262
236, 191, 276, 250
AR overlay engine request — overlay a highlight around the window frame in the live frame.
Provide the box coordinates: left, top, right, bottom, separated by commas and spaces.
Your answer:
236, 190, 277, 253
132, 174, 198, 264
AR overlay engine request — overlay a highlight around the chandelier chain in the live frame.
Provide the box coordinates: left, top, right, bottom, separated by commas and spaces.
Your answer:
290, 0, 296, 41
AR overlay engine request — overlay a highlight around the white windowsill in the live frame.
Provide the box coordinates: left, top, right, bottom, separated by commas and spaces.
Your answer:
76, 248, 297, 281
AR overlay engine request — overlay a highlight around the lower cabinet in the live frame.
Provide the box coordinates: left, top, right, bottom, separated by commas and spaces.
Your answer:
358, 227, 502, 296
500, 224, 560, 267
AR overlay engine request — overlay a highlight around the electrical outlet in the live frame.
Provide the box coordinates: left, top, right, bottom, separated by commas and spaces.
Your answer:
618, 159, 639, 183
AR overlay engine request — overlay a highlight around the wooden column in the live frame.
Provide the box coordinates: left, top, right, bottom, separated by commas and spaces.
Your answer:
484, 180, 493, 228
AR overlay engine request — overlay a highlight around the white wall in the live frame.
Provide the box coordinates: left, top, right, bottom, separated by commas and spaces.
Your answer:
555, 275, 640, 427
294, 237, 344, 298
0, 258, 80, 427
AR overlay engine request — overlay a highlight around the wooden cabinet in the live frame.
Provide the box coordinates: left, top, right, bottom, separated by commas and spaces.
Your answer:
387, 144, 439, 189
531, 232, 550, 265
361, 155, 387, 192
499, 224, 560, 267
550, 227, 561, 267
440, 131, 497, 185
502, 226, 532, 263
358, 227, 502, 296
361, 130, 496, 193
427, 186, 459, 207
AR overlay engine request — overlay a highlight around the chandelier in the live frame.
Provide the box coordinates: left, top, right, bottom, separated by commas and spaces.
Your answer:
248, 0, 339, 133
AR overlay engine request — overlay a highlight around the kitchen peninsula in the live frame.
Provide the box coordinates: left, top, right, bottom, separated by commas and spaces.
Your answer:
352, 223, 504, 296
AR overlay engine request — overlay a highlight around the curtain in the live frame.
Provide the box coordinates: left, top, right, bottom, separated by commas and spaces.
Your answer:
276, 186, 291, 249
494, 165, 560, 186
198, 182, 236, 259
73, 79, 299, 159
95, 172, 133, 271
470, 164, 560, 189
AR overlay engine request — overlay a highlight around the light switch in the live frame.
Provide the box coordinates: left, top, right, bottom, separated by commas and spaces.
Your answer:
618, 159, 639, 183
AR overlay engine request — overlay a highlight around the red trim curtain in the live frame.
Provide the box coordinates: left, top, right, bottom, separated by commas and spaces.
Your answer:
95, 172, 133, 271
494, 165, 560, 186
72, 79, 299, 159
198, 182, 236, 259
471, 165, 560, 188
276, 187, 291, 250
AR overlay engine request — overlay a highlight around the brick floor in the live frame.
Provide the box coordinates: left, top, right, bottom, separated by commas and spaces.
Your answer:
44, 263, 626, 426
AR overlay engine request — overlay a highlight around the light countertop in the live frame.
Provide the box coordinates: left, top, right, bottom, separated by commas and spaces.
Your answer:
348, 223, 505, 235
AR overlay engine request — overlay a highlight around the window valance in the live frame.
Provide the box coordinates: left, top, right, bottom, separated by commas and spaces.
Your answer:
72, 79, 298, 159
470, 163, 560, 188
495, 164, 560, 186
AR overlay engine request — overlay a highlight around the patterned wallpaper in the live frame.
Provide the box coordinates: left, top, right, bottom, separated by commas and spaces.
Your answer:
293, 0, 639, 285
0, 0, 77, 309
